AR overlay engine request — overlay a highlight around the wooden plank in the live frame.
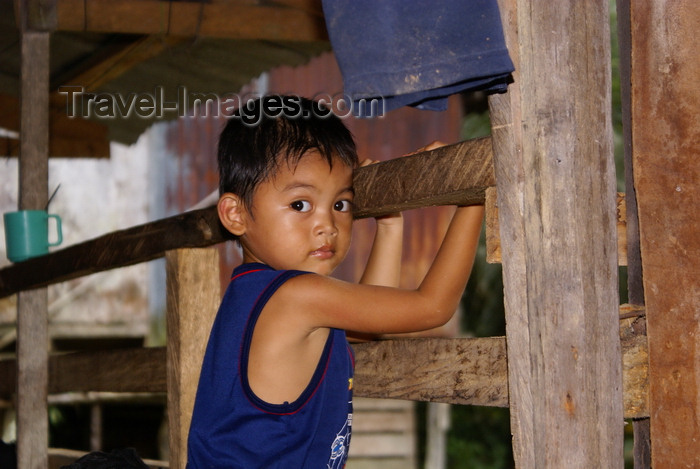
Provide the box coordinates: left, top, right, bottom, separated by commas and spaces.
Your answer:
0, 138, 493, 298
0, 348, 166, 397
56, 35, 185, 93
0, 206, 227, 299
349, 398, 415, 464
353, 338, 508, 407
488, 1, 623, 467
630, 1, 700, 466
486, 191, 628, 265
17, 0, 57, 31
166, 248, 221, 469
55, 0, 328, 41
616, 0, 651, 462
486, 1, 534, 462
0, 35, 179, 158
352, 138, 494, 218
348, 433, 415, 458
16, 26, 51, 469
0, 332, 649, 418
49, 348, 167, 394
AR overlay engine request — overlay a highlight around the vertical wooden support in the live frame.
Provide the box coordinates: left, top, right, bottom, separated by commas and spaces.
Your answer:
16, 29, 50, 469
630, 1, 700, 466
615, 0, 651, 466
489, 1, 624, 467
166, 248, 221, 469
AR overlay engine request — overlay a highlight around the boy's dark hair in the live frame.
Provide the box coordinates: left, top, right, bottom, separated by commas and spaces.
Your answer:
218, 95, 358, 210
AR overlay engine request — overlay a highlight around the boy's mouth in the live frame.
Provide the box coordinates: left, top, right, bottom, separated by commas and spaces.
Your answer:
310, 245, 334, 259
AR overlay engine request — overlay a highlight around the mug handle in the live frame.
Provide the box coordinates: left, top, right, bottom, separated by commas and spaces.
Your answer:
48, 214, 63, 247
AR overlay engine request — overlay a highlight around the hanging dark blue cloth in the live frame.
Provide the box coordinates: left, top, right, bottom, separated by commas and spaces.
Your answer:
322, 0, 514, 115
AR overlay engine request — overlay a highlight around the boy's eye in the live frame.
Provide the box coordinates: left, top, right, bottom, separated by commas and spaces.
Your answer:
334, 200, 352, 212
291, 200, 312, 212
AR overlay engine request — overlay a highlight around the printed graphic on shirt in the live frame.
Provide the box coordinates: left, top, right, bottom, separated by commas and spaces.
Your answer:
327, 408, 352, 469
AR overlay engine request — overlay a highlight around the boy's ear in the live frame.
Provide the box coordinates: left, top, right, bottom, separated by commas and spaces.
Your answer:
218, 193, 248, 236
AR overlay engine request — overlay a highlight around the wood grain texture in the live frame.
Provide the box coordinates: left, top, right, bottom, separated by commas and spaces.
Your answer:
166, 248, 221, 469
50, 347, 167, 394
0, 332, 648, 418
0, 139, 492, 298
352, 137, 495, 218
55, 0, 328, 41
630, 1, 700, 466
16, 28, 51, 469
0, 206, 228, 298
353, 338, 508, 407
489, 0, 623, 467
486, 192, 628, 265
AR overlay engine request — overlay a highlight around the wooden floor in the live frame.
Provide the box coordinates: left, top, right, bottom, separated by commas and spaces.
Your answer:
347, 398, 417, 469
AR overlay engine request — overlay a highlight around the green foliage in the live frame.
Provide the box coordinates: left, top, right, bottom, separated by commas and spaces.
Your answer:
447, 407, 513, 469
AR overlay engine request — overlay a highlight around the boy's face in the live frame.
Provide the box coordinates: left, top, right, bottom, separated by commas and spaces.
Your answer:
227, 151, 354, 276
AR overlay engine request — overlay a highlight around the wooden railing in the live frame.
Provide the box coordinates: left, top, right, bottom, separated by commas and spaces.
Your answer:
0, 137, 649, 467
1, 138, 502, 467
0, 138, 493, 298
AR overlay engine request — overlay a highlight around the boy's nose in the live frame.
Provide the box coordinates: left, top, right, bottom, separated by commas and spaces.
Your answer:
314, 211, 338, 236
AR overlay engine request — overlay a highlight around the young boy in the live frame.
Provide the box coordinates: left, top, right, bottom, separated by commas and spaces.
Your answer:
186, 96, 484, 468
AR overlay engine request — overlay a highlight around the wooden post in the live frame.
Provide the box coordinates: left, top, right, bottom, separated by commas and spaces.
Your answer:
615, 0, 651, 466
629, 1, 700, 466
166, 248, 221, 469
16, 27, 51, 469
488, 1, 624, 467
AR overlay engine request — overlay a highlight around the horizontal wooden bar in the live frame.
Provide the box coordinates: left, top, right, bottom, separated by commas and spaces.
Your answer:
0, 347, 166, 396
0, 138, 493, 298
0, 207, 228, 299
353, 337, 508, 407
55, 0, 328, 41
353, 137, 494, 218
0, 331, 648, 418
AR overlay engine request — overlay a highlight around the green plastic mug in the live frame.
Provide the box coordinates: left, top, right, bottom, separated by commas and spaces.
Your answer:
3, 210, 63, 262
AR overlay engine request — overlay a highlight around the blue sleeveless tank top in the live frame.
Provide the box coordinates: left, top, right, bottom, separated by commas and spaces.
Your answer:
187, 263, 355, 468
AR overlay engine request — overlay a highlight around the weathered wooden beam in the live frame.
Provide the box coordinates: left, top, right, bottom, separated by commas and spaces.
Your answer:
353, 137, 494, 218
55, 0, 328, 41
630, 1, 700, 466
616, 0, 651, 463
16, 0, 57, 31
0, 35, 178, 158
50, 347, 167, 394
353, 337, 508, 408
166, 248, 221, 469
0, 329, 649, 419
56, 35, 185, 92
16, 24, 51, 469
0, 138, 492, 298
0, 348, 166, 397
485, 189, 629, 265
489, 0, 623, 467
0, 207, 227, 299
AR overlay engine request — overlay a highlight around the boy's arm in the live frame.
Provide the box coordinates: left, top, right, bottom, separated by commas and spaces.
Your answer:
358, 212, 403, 287
357, 158, 404, 288
273, 202, 484, 335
